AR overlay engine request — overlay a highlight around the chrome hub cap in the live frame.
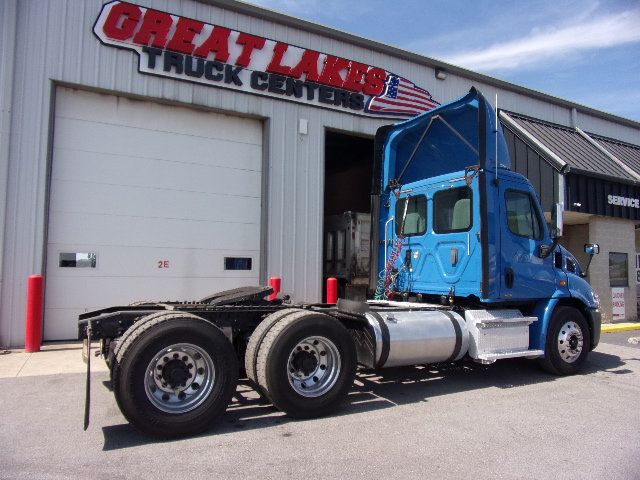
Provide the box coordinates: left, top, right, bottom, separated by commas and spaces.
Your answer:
287, 336, 340, 397
144, 343, 215, 413
557, 321, 584, 363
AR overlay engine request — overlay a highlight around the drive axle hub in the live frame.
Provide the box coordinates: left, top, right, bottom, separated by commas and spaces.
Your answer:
144, 343, 215, 413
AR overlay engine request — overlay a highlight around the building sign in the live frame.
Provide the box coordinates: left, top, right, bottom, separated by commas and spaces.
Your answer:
94, 1, 439, 118
612, 287, 625, 321
607, 194, 640, 208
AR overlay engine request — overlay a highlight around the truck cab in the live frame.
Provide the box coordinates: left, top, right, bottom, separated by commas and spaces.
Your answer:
373, 87, 600, 358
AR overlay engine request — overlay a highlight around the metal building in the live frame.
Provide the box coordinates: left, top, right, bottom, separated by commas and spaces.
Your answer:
1, 0, 639, 346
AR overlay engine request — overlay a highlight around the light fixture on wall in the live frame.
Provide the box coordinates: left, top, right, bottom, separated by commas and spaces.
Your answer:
299, 118, 308, 135
572, 202, 582, 208
435, 68, 447, 80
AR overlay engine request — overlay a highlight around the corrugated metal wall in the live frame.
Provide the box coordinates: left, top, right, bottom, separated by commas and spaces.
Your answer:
502, 126, 561, 212
0, 0, 18, 343
1, 0, 639, 346
567, 175, 640, 220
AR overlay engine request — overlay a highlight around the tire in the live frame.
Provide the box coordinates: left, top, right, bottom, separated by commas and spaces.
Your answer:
112, 313, 238, 438
539, 306, 591, 376
105, 338, 118, 372
111, 311, 176, 382
255, 311, 357, 419
244, 308, 301, 387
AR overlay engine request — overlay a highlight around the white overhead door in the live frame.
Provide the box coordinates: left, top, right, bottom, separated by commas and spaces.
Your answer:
45, 88, 263, 340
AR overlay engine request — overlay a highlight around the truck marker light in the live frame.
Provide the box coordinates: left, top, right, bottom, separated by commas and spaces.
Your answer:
559, 280, 567, 286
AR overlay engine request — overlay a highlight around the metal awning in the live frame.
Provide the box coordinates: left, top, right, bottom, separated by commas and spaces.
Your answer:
587, 133, 640, 178
500, 111, 640, 185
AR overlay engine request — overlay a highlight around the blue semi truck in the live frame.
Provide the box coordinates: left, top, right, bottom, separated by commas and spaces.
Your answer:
80, 88, 601, 438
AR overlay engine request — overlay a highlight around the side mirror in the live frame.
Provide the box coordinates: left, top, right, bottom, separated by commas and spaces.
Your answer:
584, 243, 600, 255
581, 243, 599, 277
551, 203, 563, 238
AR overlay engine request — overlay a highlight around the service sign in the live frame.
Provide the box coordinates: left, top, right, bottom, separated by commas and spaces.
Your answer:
607, 194, 640, 209
94, 1, 440, 118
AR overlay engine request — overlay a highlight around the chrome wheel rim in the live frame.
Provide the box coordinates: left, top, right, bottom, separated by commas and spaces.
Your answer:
144, 343, 215, 414
287, 336, 341, 398
557, 321, 584, 363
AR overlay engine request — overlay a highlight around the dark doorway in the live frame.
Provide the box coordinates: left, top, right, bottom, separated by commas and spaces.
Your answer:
324, 131, 374, 215
323, 130, 374, 301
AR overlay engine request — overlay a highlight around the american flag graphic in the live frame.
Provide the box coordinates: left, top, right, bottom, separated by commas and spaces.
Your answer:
365, 74, 440, 117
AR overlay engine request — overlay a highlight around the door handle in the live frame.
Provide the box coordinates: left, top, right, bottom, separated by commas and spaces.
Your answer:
505, 267, 514, 289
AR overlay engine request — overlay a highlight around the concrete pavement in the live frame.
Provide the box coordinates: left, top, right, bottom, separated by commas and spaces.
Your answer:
1, 335, 639, 480
0, 342, 108, 378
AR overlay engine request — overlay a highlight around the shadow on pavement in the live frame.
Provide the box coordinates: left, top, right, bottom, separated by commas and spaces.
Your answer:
101, 349, 628, 450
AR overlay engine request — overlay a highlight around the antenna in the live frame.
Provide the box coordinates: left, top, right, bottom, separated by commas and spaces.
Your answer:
495, 93, 498, 183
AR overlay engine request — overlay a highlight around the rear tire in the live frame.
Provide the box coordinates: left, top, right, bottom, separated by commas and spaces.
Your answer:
256, 311, 356, 419
112, 313, 238, 438
111, 311, 179, 383
244, 308, 300, 387
539, 306, 590, 376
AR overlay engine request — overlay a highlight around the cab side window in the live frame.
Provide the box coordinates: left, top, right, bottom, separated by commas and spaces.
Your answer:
505, 190, 543, 240
396, 195, 427, 236
434, 187, 472, 233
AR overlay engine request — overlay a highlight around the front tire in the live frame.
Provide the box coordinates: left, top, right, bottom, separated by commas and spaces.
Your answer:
113, 314, 238, 438
255, 311, 356, 419
539, 306, 590, 375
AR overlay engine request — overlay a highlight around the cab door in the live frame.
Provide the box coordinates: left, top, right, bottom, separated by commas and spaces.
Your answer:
393, 177, 480, 297
499, 178, 556, 300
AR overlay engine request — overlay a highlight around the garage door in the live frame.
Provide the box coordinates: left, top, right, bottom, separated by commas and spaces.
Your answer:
44, 88, 263, 340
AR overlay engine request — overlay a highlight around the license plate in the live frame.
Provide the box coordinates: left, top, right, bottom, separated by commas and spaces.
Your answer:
82, 338, 89, 363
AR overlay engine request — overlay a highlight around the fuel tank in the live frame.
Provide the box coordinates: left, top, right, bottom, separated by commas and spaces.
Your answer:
361, 309, 469, 368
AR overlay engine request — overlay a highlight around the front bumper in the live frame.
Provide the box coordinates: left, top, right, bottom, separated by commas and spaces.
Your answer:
586, 309, 601, 350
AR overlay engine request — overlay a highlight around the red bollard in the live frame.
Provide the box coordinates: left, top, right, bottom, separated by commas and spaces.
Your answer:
269, 276, 281, 301
327, 277, 338, 305
25, 275, 44, 353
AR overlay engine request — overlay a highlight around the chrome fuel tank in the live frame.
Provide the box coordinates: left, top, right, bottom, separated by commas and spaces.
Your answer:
362, 310, 469, 368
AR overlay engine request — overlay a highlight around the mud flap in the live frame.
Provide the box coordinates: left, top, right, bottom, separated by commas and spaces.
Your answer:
83, 326, 91, 431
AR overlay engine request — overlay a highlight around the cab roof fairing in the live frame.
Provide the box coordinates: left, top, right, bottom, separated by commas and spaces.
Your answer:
381, 88, 511, 192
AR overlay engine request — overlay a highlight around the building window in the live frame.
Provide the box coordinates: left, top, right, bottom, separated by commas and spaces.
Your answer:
396, 195, 427, 236
433, 187, 472, 233
505, 190, 543, 240
609, 252, 628, 287
224, 257, 252, 271
59, 252, 97, 268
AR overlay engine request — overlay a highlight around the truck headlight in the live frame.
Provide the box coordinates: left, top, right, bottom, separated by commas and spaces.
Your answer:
592, 291, 600, 309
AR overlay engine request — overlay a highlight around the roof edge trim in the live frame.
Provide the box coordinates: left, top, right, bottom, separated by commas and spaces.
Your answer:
575, 128, 640, 182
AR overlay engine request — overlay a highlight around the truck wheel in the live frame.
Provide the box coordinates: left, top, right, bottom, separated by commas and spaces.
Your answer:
112, 313, 238, 438
256, 311, 357, 419
105, 338, 118, 374
539, 306, 591, 376
111, 311, 176, 382
244, 308, 301, 387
